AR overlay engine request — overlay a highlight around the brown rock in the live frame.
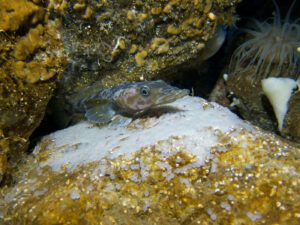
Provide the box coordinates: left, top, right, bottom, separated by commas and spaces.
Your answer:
0, 1, 67, 184
283, 91, 300, 141
0, 0, 45, 32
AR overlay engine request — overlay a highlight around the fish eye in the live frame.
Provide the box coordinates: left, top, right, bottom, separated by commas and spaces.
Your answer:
140, 86, 150, 97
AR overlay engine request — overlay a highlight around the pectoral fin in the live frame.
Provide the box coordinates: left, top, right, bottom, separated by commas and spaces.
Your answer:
109, 115, 132, 128
84, 100, 116, 124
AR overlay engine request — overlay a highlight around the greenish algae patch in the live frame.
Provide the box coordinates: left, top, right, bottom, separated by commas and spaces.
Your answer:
2, 130, 299, 224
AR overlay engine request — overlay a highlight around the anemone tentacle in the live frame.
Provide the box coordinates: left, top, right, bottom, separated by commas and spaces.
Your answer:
229, 0, 300, 81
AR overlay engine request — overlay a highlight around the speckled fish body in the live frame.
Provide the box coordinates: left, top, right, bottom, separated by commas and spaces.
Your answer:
75, 80, 189, 124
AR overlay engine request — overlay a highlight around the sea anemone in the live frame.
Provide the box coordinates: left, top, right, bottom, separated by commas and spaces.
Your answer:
229, 0, 300, 81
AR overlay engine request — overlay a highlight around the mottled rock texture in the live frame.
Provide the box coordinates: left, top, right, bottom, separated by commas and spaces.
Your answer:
49, 0, 240, 127
0, 0, 67, 184
1, 97, 299, 224
0, 0, 242, 183
221, 0, 300, 141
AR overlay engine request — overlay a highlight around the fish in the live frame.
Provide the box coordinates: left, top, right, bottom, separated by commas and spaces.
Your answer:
199, 25, 227, 61
72, 80, 189, 125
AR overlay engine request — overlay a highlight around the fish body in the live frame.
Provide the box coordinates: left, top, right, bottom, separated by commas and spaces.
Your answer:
199, 25, 227, 61
73, 80, 189, 124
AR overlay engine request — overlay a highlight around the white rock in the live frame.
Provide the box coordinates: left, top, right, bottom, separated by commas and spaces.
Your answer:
34, 96, 253, 172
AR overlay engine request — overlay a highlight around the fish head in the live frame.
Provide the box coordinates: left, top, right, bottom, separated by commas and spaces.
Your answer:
115, 80, 189, 114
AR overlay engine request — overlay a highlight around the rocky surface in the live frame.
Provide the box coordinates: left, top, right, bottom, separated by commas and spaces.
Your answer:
210, 69, 300, 143
0, 0, 241, 184
283, 91, 300, 141
210, 0, 300, 142
0, 0, 67, 184
49, 0, 240, 127
55, 0, 239, 87
1, 0, 299, 223
1, 96, 299, 224
226, 68, 277, 131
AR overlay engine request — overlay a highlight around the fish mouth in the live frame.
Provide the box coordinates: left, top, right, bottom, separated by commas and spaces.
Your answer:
156, 88, 190, 105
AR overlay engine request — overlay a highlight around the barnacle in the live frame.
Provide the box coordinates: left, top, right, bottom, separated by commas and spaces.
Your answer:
229, 0, 300, 81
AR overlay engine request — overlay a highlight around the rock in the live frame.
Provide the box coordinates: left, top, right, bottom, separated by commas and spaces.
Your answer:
0, 0, 45, 32
226, 68, 278, 131
49, 0, 240, 126
58, 0, 239, 86
219, 0, 300, 141
208, 74, 230, 106
223, 70, 300, 143
283, 91, 300, 141
2, 96, 299, 224
0, 0, 67, 184
208, 68, 278, 132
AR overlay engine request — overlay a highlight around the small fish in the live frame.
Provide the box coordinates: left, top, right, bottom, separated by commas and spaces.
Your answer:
73, 80, 189, 125
199, 25, 227, 61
